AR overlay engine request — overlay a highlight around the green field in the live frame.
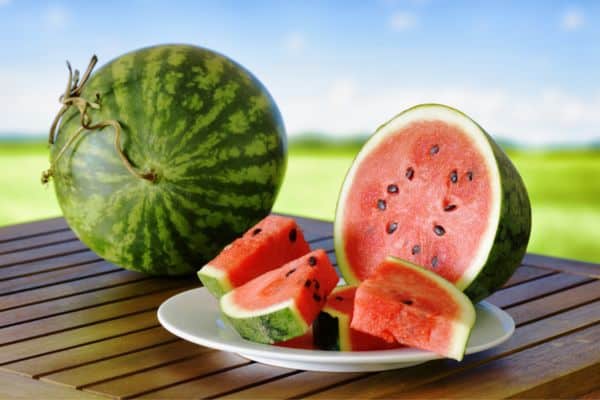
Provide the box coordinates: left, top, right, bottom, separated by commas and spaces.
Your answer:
1, 141, 598, 263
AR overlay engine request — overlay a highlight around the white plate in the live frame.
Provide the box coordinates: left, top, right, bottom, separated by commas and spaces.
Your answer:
157, 287, 514, 372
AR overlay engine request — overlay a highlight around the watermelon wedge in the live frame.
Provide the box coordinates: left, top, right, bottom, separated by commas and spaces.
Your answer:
335, 103, 531, 301
198, 215, 311, 298
220, 249, 339, 344
314, 285, 402, 351
351, 257, 475, 361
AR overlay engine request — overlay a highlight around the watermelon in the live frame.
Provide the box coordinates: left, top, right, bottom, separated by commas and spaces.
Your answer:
351, 257, 476, 361
334, 103, 531, 301
220, 249, 339, 344
197, 215, 311, 298
313, 285, 402, 351
47, 44, 286, 275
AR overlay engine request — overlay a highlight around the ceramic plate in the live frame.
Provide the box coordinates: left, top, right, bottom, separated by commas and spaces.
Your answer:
157, 287, 514, 372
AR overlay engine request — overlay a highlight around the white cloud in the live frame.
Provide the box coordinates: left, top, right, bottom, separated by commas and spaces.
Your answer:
560, 8, 584, 31
278, 82, 600, 146
283, 32, 306, 55
389, 11, 419, 31
43, 5, 69, 30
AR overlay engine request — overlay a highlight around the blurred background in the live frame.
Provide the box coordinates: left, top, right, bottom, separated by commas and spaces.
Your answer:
0, 0, 598, 262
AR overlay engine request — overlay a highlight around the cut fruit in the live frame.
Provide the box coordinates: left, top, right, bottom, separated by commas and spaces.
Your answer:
275, 331, 316, 350
351, 257, 476, 361
220, 249, 339, 344
334, 103, 531, 301
314, 285, 403, 351
198, 215, 311, 298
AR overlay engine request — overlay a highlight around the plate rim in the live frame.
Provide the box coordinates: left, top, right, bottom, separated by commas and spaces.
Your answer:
157, 287, 514, 364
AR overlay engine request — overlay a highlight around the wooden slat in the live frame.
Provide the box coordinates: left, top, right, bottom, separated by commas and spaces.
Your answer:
385, 325, 600, 399
5, 327, 176, 378
0, 260, 121, 295
0, 278, 192, 327
502, 265, 555, 287
0, 287, 189, 345
1, 269, 148, 311
579, 387, 600, 399
0, 217, 67, 243
42, 341, 212, 389
0, 369, 103, 400
139, 363, 295, 399
0, 241, 88, 268
304, 301, 600, 399
0, 251, 100, 281
486, 272, 591, 308
292, 215, 333, 241
0, 311, 157, 365
83, 352, 250, 399
0, 229, 76, 255
523, 253, 600, 279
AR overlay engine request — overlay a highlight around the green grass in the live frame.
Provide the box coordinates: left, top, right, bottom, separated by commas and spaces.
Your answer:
1, 141, 598, 263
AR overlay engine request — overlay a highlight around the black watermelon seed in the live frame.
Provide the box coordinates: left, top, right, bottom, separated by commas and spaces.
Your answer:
444, 204, 457, 212
313, 293, 322, 302
308, 256, 317, 266
450, 170, 458, 183
434, 225, 446, 236
289, 228, 297, 242
377, 199, 387, 211
387, 184, 399, 194
411, 245, 421, 255
402, 299, 414, 306
467, 171, 473, 181
313, 280, 320, 290
430, 145, 440, 155
252, 228, 262, 236
335, 296, 344, 301
285, 268, 296, 277
405, 167, 415, 180
431, 256, 439, 267
387, 222, 398, 234
304, 279, 312, 288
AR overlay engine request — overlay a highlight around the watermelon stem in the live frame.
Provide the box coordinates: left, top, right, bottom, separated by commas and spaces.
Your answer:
43, 55, 157, 185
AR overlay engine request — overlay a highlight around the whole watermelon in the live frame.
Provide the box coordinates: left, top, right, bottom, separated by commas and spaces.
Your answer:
49, 44, 287, 275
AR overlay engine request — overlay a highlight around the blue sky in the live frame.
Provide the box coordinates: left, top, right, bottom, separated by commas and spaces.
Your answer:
1, 0, 599, 145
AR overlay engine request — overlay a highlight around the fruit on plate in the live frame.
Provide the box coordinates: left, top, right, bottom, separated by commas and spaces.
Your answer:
351, 257, 476, 361
334, 103, 531, 301
275, 331, 316, 350
313, 285, 402, 351
45, 44, 287, 275
220, 249, 339, 344
198, 215, 311, 298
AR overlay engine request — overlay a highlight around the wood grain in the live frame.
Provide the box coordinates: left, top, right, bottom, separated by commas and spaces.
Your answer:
0, 251, 100, 281
0, 229, 76, 255
523, 253, 600, 279
0, 369, 103, 399
0, 240, 89, 268
0, 217, 68, 243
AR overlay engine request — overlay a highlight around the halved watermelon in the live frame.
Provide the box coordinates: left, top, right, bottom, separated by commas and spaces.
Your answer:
220, 249, 339, 344
198, 215, 311, 298
335, 104, 531, 301
351, 257, 475, 361
314, 285, 402, 351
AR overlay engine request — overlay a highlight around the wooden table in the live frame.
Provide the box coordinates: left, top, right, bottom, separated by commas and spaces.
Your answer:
1, 216, 598, 399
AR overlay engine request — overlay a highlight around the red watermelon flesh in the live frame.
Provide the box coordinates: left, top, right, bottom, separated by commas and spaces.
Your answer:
198, 215, 311, 297
351, 257, 475, 360
316, 285, 403, 351
275, 331, 316, 350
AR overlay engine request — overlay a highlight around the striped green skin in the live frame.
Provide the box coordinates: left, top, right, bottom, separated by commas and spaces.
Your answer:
50, 45, 286, 275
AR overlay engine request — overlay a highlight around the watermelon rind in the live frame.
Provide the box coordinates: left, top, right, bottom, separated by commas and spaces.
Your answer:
334, 103, 531, 302
220, 295, 309, 344
367, 256, 476, 361
197, 264, 233, 298
315, 286, 352, 351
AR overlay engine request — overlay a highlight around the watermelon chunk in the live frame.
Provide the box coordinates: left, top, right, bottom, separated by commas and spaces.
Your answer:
314, 285, 403, 351
220, 250, 339, 344
335, 103, 531, 301
351, 257, 475, 361
198, 215, 311, 298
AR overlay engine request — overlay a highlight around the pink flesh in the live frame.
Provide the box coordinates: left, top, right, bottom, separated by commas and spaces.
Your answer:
342, 120, 493, 282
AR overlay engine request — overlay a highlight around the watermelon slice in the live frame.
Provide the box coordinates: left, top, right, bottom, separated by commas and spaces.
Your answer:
351, 257, 475, 361
220, 249, 339, 344
198, 215, 311, 298
334, 103, 531, 301
314, 285, 403, 351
